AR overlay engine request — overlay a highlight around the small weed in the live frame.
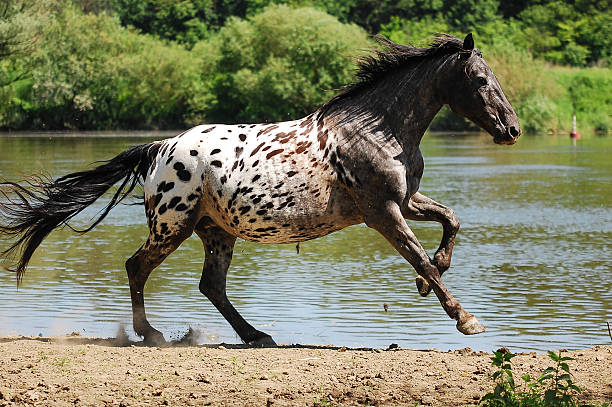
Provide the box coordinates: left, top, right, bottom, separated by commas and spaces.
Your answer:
313, 397, 332, 407
38, 351, 48, 361
52, 357, 71, 367
480, 349, 608, 407
230, 356, 245, 376
313, 387, 333, 407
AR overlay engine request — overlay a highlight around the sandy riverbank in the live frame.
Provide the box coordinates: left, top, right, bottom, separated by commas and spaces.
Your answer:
0, 335, 610, 406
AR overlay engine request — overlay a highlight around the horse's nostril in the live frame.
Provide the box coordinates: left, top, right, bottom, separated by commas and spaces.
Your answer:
509, 126, 519, 138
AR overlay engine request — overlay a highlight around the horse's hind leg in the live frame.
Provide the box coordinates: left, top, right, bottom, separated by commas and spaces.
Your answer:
195, 219, 276, 347
363, 201, 485, 335
125, 233, 188, 345
402, 192, 460, 297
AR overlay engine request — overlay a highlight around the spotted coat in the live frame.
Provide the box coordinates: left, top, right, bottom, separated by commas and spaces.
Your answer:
144, 115, 363, 248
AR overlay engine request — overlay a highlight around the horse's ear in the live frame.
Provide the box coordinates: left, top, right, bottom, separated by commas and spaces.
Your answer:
463, 33, 474, 51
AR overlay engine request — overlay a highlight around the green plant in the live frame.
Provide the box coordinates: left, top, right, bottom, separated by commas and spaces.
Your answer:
52, 356, 71, 367
480, 349, 607, 407
229, 356, 245, 375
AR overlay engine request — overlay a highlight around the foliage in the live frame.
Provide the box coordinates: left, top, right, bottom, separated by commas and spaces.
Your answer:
0, 0, 610, 132
0, 0, 58, 127
195, 4, 370, 123
112, 0, 215, 47
109, 0, 282, 47
1, 4, 206, 130
516, 1, 612, 66
550, 67, 612, 133
480, 349, 607, 407
0, 0, 53, 60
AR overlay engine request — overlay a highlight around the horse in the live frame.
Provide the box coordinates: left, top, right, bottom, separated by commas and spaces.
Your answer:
0, 33, 520, 346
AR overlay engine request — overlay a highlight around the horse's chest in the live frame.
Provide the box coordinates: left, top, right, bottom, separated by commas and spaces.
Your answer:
403, 149, 425, 197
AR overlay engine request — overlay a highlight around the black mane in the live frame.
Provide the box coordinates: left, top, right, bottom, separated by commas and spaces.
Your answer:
318, 34, 468, 118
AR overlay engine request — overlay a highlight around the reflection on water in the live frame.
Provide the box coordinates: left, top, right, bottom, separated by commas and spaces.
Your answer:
0, 132, 610, 351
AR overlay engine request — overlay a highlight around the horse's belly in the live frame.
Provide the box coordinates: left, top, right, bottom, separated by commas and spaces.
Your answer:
204, 182, 362, 243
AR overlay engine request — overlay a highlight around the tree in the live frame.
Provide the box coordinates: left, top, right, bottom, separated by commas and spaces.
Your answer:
17, 5, 206, 129
193, 5, 371, 123
111, 0, 253, 47
517, 1, 612, 66
0, 0, 51, 60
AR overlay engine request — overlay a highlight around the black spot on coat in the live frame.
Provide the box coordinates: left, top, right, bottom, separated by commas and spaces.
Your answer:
168, 197, 181, 209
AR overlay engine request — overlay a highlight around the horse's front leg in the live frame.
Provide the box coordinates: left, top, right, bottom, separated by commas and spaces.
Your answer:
401, 192, 459, 297
364, 200, 485, 335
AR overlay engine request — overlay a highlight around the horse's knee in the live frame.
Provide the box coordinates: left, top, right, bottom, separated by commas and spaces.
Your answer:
446, 209, 459, 233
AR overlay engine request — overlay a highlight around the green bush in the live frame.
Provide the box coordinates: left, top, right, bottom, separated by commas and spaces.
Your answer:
550, 67, 612, 133
3, 4, 206, 130
194, 4, 371, 123
516, 2, 612, 67
111, 0, 225, 47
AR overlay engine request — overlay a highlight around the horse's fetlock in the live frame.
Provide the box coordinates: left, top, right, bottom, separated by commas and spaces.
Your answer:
434, 249, 451, 271
419, 259, 438, 274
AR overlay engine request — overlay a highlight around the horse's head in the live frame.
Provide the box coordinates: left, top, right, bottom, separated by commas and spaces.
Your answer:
445, 34, 521, 145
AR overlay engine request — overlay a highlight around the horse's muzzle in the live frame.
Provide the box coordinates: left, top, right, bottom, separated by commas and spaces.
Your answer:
494, 124, 521, 145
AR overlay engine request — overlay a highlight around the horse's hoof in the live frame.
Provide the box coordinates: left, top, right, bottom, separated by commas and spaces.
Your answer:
248, 334, 277, 348
143, 330, 167, 346
415, 276, 432, 297
456, 315, 486, 335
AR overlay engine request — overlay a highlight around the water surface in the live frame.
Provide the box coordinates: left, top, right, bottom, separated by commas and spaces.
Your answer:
0, 132, 610, 351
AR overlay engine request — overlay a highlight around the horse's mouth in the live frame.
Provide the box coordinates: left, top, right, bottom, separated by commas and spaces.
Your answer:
494, 135, 518, 145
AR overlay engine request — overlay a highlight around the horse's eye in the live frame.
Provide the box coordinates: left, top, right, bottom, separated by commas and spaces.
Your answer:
477, 77, 488, 87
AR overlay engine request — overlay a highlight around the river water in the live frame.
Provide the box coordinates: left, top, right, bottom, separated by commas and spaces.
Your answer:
0, 132, 610, 351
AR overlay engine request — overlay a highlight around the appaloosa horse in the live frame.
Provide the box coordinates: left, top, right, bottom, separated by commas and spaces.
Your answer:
0, 34, 520, 346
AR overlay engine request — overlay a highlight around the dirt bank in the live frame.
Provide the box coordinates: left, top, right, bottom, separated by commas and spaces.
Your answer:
0, 335, 610, 406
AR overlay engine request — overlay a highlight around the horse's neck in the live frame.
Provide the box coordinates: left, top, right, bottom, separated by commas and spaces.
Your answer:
326, 65, 444, 155
380, 65, 444, 151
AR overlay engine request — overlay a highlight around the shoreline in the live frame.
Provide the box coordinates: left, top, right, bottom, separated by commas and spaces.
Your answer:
1, 335, 610, 406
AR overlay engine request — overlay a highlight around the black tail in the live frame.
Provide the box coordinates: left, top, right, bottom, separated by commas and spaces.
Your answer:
0, 142, 161, 284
